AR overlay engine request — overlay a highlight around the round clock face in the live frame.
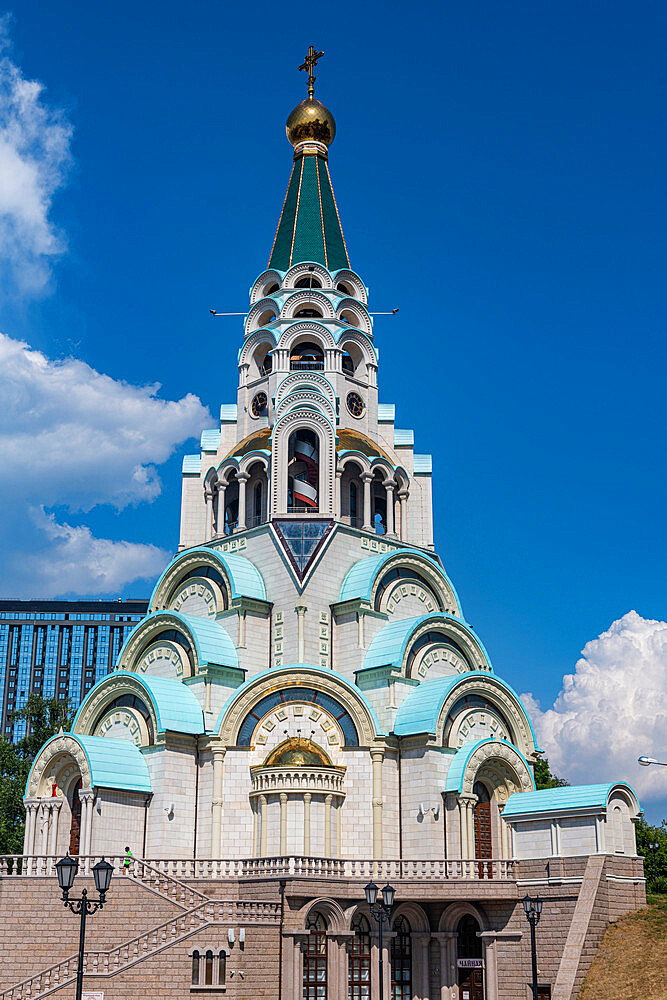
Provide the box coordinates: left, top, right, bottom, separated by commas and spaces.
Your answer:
346, 391, 364, 417
251, 392, 268, 417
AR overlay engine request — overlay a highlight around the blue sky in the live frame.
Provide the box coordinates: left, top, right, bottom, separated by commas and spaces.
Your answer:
0, 1, 665, 819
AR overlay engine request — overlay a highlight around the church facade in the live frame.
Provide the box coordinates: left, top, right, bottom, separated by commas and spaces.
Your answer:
5, 57, 645, 1000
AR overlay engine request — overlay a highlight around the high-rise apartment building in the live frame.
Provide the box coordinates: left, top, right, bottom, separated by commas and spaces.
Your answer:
0, 600, 147, 739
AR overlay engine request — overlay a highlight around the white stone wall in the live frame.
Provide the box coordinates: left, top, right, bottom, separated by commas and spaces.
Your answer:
91, 790, 146, 857
560, 815, 597, 856
513, 820, 553, 859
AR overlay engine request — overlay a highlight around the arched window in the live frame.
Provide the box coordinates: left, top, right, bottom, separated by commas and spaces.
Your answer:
218, 951, 226, 985
288, 429, 319, 512
295, 275, 322, 289
303, 912, 327, 1000
337, 281, 353, 295
191, 950, 200, 986
349, 913, 371, 999
256, 348, 273, 376
342, 349, 355, 374
457, 914, 484, 999
253, 481, 263, 525
350, 481, 358, 523
263, 281, 279, 295
290, 341, 324, 370
257, 308, 276, 328
204, 949, 214, 986
295, 307, 324, 319
391, 916, 412, 999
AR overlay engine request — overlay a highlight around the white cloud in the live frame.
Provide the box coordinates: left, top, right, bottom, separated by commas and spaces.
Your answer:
0, 17, 73, 293
0, 331, 210, 597
6, 509, 170, 598
524, 612, 667, 807
0, 332, 209, 510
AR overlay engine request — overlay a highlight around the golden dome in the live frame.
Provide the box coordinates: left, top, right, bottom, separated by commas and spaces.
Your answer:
286, 98, 336, 148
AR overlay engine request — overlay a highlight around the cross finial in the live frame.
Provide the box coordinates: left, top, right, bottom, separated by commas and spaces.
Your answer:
299, 46, 325, 100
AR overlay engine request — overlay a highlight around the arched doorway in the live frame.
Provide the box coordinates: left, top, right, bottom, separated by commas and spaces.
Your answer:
288, 429, 319, 511
457, 914, 484, 1000
69, 778, 82, 855
473, 780, 492, 877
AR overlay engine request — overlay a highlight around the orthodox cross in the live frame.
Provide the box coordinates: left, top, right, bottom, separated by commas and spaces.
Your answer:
299, 46, 324, 99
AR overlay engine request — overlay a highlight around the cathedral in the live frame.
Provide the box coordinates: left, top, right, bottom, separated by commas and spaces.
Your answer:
6, 53, 646, 1000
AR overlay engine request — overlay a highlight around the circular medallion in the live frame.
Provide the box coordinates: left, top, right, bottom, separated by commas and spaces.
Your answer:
251, 392, 268, 418
346, 391, 364, 418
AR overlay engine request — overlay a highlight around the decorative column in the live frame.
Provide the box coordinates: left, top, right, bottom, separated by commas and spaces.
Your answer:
259, 794, 268, 857
370, 747, 384, 858
478, 931, 506, 1000
236, 472, 250, 531
398, 490, 409, 541
204, 489, 214, 540
303, 793, 311, 855
435, 931, 457, 1000
324, 794, 332, 857
48, 798, 62, 860
361, 472, 373, 531
38, 801, 50, 855
215, 483, 226, 536
412, 932, 431, 1000
22, 798, 39, 857
295, 601, 307, 662
280, 792, 288, 855
210, 747, 226, 858
336, 799, 342, 857
384, 481, 396, 537
79, 789, 95, 865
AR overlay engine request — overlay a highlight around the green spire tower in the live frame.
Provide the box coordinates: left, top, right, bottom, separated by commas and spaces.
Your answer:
268, 48, 349, 271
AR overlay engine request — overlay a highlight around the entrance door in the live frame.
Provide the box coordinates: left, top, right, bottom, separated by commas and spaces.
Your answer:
458, 967, 484, 1000
68, 779, 81, 855
473, 781, 492, 878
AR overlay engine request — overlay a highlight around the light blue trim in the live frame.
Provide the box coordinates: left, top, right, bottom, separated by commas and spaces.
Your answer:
413, 455, 432, 474
445, 739, 536, 793
115, 610, 239, 672
214, 663, 385, 737
149, 547, 267, 604
220, 404, 237, 422
72, 670, 205, 736
338, 548, 459, 611
394, 429, 414, 447
393, 671, 541, 750
363, 614, 491, 675
378, 404, 395, 422
26, 733, 152, 795
201, 429, 221, 451
182, 455, 200, 474
503, 781, 641, 817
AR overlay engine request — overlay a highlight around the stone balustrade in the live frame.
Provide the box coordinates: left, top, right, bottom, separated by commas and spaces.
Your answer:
249, 763, 346, 796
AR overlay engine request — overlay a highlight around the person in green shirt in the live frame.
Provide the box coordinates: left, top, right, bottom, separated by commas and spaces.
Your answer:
123, 846, 133, 872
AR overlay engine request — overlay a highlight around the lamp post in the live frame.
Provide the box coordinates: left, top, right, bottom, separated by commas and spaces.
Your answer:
55, 855, 114, 1000
522, 895, 543, 1000
364, 881, 395, 1000
638, 756, 667, 767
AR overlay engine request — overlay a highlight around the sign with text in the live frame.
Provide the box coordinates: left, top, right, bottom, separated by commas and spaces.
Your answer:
457, 958, 484, 969
82, 992, 104, 1000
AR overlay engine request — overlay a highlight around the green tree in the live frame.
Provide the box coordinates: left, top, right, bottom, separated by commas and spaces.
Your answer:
635, 817, 667, 894
0, 696, 74, 854
534, 755, 569, 790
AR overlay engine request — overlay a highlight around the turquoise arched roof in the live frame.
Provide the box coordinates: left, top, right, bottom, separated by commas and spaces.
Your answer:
393, 672, 539, 750
73, 670, 205, 736
502, 782, 641, 818
444, 739, 536, 793
362, 614, 491, 675
26, 733, 151, 795
150, 547, 267, 604
116, 610, 238, 672
214, 663, 385, 736
338, 549, 461, 614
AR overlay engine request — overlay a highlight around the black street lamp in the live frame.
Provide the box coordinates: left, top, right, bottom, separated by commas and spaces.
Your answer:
56, 855, 114, 1000
522, 894, 543, 1000
364, 881, 395, 1000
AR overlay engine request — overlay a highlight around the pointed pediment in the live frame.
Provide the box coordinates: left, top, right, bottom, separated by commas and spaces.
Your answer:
272, 518, 334, 582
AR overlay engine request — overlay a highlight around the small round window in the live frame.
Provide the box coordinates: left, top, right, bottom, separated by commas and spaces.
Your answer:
251, 392, 268, 418
346, 392, 364, 418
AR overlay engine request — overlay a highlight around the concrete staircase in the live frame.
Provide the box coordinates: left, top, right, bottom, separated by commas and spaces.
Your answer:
552, 854, 606, 1000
